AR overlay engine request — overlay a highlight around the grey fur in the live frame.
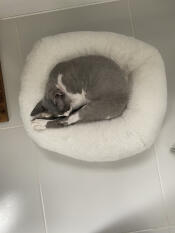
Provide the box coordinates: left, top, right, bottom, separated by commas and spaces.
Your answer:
31, 55, 129, 128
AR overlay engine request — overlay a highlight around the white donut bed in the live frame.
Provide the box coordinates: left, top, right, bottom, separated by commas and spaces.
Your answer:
19, 31, 167, 162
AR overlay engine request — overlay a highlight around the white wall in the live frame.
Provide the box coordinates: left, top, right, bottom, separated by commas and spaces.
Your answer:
0, 0, 119, 19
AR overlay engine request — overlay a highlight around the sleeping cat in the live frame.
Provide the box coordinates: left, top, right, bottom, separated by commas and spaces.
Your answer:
31, 55, 129, 130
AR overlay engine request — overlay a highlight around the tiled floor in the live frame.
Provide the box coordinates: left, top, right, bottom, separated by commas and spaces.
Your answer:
0, 0, 175, 233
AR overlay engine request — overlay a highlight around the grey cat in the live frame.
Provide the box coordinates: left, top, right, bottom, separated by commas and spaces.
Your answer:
31, 55, 129, 130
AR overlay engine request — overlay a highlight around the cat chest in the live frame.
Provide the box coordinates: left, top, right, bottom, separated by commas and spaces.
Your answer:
69, 90, 87, 109
57, 74, 87, 110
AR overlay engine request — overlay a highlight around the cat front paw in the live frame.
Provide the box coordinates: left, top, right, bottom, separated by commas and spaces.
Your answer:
45, 117, 69, 128
31, 119, 48, 131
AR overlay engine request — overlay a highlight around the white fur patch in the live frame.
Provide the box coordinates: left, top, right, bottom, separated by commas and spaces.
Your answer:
56, 74, 66, 92
62, 108, 72, 117
32, 119, 48, 130
57, 107, 72, 117
67, 113, 80, 125
71, 89, 87, 109
106, 116, 112, 120
40, 112, 52, 118
57, 74, 87, 111
31, 112, 53, 120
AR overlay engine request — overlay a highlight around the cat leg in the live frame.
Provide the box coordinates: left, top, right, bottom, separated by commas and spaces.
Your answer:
46, 105, 87, 128
32, 117, 69, 130
32, 118, 51, 130
76, 100, 125, 123
31, 112, 53, 120
32, 107, 83, 130
46, 100, 125, 128
46, 114, 80, 128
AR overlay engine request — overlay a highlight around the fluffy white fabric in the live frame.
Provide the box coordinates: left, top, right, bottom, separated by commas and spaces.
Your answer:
19, 32, 167, 162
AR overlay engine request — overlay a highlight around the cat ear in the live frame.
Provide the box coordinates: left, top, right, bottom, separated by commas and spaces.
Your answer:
54, 89, 64, 104
31, 100, 46, 116
55, 89, 64, 97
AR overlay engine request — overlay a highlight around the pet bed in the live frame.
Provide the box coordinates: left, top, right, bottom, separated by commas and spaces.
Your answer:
19, 32, 167, 162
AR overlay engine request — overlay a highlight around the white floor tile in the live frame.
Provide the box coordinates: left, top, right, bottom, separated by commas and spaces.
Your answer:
169, 226, 175, 233
131, 228, 170, 233
38, 147, 167, 233
0, 0, 121, 20
0, 127, 45, 233
130, 0, 175, 226
16, 0, 132, 60
0, 20, 23, 128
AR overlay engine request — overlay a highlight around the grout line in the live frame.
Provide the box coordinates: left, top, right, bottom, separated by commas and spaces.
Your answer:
36, 149, 48, 233
0, 0, 121, 20
39, 183, 48, 233
126, 224, 175, 233
153, 144, 171, 227
127, 0, 136, 38
127, 225, 172, 233
0, 124, 23, 130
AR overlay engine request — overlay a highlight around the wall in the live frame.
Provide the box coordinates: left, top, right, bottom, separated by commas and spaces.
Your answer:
0, 0, 119, 19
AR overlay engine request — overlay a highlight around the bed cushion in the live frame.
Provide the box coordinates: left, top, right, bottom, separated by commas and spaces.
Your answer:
19, 31, 167, 162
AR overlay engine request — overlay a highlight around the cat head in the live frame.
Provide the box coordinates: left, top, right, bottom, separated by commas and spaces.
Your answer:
31, 86, 71, 118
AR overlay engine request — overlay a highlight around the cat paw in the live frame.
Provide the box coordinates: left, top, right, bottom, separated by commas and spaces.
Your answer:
45, 118, 69, 128
56, 118, 68, 126
31, 119, 48, 131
